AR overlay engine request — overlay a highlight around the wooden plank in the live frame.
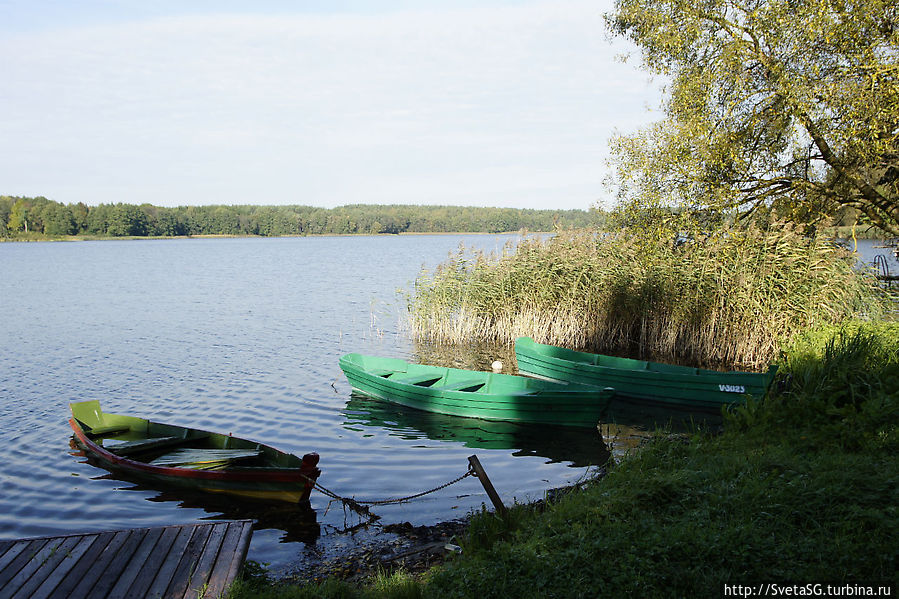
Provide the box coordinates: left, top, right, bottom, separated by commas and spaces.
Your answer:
28, 534, 103, 599
143, 525, 210, 599
104, 527, 164, 599
160, 524, 214, 599
203, 521, 253, 599
120, 525, 183, 598
0, 541, 31, 580
1, 522, 253, 599
44, 531, 117, 599
84, 529, 149, 599
2, 538, 65, 598
178, 522, 230, 599
0, 540, 15, 556
66, 530, 134, 599
0, 539, 50, 591
11, 534, 86, 599
149, 448, 261, 469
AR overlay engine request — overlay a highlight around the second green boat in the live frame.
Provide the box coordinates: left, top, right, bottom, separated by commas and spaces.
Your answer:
515, 337, 778, 412
338, 353, 615, 428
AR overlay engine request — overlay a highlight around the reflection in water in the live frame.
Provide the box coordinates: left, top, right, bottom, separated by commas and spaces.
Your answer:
342, 394, 611, 468
70, 442, 320, 545
600, 400, 725, 459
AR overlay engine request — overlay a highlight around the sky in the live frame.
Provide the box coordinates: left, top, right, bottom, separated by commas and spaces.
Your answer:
0, 0, 663, 210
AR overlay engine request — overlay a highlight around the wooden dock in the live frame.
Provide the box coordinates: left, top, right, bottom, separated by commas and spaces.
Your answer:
0, 520, 253, 599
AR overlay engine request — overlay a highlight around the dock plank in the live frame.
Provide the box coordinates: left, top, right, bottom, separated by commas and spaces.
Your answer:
11, 535, 85, 599
0, 521, 252, 599
140, 525, 199, 599
29, 534, 103, 599
160, 524, 214, 599
177, 522, 229, 599
44, 532, 117, 599
203, 522, 254, 599
66, 529, 134, 599
105, 527, 165, 599
0, 541, 33, 581
0, 539, 50, 590
120, 526, 183, 598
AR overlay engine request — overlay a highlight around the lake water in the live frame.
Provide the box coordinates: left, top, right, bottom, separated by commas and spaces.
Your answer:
1, 235, 895, 575
0, 234, 612, 575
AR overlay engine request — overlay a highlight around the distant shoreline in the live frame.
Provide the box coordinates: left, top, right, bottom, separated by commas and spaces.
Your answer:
0, 230, 541, 243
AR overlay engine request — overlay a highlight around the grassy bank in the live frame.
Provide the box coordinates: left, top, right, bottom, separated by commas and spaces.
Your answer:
409, 227, 888, 368
230, 323, 898, 599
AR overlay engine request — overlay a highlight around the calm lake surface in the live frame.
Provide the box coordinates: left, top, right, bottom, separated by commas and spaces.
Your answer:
0, 234, 609, 574
1, 235, 895, 574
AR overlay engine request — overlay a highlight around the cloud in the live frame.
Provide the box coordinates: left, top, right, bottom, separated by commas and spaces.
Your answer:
0, 1, 661, 208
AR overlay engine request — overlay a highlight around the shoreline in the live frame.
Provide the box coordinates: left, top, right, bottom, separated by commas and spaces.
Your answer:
0, 230, 537, 243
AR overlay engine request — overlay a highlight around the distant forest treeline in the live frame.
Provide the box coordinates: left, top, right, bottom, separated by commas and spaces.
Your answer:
0, 196, 600, 238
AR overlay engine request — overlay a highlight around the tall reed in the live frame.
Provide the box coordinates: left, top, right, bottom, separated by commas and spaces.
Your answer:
408, 227, 888, 368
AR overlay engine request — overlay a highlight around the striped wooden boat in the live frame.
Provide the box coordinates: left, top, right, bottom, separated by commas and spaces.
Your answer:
69, 400, 320, 503
339, 353, 614, 428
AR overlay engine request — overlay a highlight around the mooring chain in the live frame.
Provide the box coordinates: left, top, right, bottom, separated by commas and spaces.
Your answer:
302, 465, 476, 511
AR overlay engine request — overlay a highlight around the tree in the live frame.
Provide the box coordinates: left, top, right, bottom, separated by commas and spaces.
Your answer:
107, 203, 149, 236
43, 203, 76, 235
8, 199, 29, 233
607, 0, 899, 235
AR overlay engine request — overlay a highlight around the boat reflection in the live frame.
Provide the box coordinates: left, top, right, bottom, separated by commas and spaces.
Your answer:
342, 393, 611, 467
599, 399, 725, 458
70, 441, 320, 544
604, 399, 724, 432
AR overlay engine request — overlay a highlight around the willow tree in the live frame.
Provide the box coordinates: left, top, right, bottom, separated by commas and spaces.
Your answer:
607, 0, 899, 235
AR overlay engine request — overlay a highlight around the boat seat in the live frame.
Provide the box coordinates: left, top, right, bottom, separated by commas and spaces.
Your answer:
85, 423, 131, 436
149, 448, 263, 470
438, 379, 486, 392
107, 433, 210, 457
393, 374, 444, 387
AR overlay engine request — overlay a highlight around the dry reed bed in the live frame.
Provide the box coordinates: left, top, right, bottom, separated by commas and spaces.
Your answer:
409, 228, 887, 368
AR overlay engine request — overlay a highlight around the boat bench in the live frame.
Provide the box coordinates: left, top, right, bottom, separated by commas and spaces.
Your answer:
107, 433, 212, 457
149, 448, 263, 470
393, 374, 444, 387
438, 379, 486, 392
85, 423, 131, 437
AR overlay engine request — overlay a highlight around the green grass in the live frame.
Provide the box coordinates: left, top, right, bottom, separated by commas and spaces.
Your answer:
232, 322, 899, 599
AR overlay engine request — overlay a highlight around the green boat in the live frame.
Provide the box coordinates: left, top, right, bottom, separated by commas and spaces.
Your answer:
338, 353, 614, 428
69, 400, 321, 504
515, 337, 777, 411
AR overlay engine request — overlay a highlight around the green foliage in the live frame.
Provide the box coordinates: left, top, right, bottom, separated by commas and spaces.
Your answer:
606, 0, 899, 235
729, 322, 899, 451
425, 439, 897, 598
229, 569, 425, 599
8, 199, 30, 233
409, 226, 888, 367
0, 196, 602, 239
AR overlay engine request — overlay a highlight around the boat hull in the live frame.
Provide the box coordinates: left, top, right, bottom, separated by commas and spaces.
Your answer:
69, 400, 320, 503
515, 337, 777, 412
339, 353, 614, 428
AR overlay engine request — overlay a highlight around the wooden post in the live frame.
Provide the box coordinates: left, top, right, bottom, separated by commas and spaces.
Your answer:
468, 455, 507, 516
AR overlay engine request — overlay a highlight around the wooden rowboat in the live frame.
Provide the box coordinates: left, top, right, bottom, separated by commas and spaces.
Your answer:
515, 337, 777, 412
69, 400, 321, 504
339, 353, 614, 428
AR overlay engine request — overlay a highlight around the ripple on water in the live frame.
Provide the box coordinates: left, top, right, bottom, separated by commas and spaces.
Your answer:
1, 235, 614, 570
